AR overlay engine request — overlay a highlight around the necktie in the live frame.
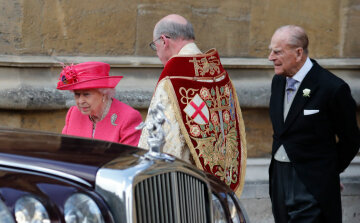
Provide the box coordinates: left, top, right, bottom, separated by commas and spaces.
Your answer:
286, 77, 298, 102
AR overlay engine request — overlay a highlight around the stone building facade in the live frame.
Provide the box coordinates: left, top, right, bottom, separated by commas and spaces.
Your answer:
0, 0, 359, 158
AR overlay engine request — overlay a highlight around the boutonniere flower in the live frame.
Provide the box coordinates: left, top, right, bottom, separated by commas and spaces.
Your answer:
303, 88, 311, 97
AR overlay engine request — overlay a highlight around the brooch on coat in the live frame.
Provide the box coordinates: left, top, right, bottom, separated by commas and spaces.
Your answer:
111, 114, 118, 126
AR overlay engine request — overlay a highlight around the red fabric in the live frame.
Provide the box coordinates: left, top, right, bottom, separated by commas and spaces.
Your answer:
159, 49, 244, 193
62, 98, 142, 146
158, 49, 225, 83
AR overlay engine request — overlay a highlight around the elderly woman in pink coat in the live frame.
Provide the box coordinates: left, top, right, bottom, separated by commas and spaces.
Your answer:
57, 61, 142, 146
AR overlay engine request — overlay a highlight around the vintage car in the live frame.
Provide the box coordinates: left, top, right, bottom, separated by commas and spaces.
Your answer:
0, 126, 249, 223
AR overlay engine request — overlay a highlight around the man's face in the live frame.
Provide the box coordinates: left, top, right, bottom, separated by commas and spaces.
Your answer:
268, 31, 299, 77
153, 35, 172, 66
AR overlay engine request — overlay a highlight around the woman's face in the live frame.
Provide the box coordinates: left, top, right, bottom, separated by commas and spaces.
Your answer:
73, 89, 104, 116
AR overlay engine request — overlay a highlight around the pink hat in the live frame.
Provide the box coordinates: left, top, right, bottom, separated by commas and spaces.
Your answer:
56, 61, 123, 90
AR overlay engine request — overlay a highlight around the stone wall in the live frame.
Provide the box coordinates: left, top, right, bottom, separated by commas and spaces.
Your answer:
0, 56, 358, 158
1, 0, 359, 58
0, 0, 359, 158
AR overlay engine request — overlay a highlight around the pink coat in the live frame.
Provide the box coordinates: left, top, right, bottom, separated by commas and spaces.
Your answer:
62, 98, 142, 146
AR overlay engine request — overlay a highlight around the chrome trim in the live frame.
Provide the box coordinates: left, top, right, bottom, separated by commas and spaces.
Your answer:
136, 103, 167, 154
95, 156, 212, 223
144, 151, 175, 162
136, 102, 175, 163
135, 171, 209, 223
0, 160, 91, 187
232, 194, 251, 223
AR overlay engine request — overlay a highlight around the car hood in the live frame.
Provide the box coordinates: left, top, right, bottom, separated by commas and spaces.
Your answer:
0, 128, 147, 187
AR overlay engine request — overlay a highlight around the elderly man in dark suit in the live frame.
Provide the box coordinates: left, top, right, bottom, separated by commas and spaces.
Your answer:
268, 25, 360, 223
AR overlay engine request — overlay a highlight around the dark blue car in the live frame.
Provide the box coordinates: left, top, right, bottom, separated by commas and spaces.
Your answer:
0, 128, 249, 223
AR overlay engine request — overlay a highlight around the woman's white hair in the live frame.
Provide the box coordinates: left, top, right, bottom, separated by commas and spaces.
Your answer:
97, 88, 116, 98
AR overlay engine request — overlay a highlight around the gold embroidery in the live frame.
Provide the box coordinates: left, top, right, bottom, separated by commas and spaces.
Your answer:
154, 51, 247, 197
189, 56, 221, 77
182, 83, 240, 187
214, 127, 239, 185
164, 71, 247, 197
179, 87, 198, 105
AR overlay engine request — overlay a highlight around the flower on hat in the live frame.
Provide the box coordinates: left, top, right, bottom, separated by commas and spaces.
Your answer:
303, 88, 311, 97
59, 64, 78, 85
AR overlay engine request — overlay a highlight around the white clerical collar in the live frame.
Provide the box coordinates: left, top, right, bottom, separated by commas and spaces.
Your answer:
290, 57, 313, 83
178, 43, 202, 55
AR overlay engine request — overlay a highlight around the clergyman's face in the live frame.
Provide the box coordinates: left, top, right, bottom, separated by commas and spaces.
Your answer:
153, 35, 172, 66
268, 31, 299, 77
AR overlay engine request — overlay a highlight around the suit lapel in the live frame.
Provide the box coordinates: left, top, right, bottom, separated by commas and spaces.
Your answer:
281, 63, 319, 134
270, 75, 286, 133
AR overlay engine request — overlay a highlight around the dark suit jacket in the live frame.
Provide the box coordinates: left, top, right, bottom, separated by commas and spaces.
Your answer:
269, 59, 360, 222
